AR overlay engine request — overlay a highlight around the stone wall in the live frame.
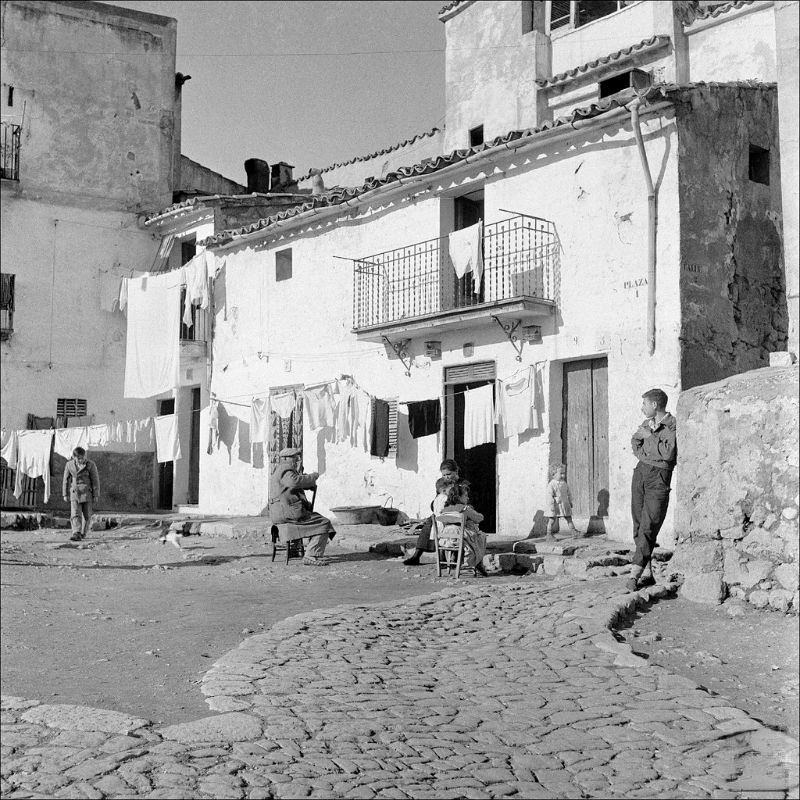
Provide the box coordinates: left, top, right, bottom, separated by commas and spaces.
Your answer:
673, 366, 799, 613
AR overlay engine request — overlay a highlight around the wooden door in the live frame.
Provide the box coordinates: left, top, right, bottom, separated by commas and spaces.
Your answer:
561, 358, 609, 519
188, 387, 201, 505
157, 398, 175, 510
453, 196, 485, 308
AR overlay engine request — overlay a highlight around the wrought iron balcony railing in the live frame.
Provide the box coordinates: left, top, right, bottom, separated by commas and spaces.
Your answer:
353, 214, 559, 330
1, 122, 21, 181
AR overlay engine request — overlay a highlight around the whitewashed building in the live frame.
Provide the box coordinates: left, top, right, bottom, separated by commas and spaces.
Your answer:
141, 0, 791, 546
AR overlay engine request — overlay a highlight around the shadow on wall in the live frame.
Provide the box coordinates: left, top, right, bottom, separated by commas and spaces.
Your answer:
588, 488, 610, 534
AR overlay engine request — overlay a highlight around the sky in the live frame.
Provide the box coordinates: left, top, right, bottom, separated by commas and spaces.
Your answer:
103, 1, 447, 184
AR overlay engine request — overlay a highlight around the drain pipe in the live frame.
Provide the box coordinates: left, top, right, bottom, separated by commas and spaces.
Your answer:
628, 96, 657, 356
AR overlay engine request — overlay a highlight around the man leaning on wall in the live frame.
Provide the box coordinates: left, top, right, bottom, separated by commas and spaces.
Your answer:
627, 388, 677, 592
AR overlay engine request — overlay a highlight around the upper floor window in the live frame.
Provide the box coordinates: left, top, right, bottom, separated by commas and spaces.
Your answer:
7, 86, 14, 107
469, 125, 484, 147
1, 122, 21, 181
181, 236, 197, 265
549, 1, 631, 33
276, 248, 293, 282
0, 273, 15, 339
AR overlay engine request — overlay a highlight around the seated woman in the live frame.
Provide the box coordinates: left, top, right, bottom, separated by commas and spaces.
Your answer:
439, 480, 488, 576
268, 447, 336, 566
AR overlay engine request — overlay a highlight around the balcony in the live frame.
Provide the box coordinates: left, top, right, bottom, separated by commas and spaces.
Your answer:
352, 214, 559, 342
179, 290, 208, 359
1, 122, 21, 181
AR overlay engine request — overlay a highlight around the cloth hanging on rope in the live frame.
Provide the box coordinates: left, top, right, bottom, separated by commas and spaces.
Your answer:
27, 414, 54, 430
1, 429, 18, 469
371, 399, 390, 457
405, 399, 441, 439
54, 427, 89, 459
496, 366, 538, 438
123, 271, 182, 399
134, 418, 155, 452
271, 391, 296, 420
303, 383, 336, 431
182, 251, 212, 327
14, 430, 54, 503
86, 424, 110, 447
335, 380, 356, 444
352, 389, 374, 452
207, 400, 220, 454
463, 384, 495, 449
154, 414, 181, 463
448, 221, 484, 288
250, 397, 269, 444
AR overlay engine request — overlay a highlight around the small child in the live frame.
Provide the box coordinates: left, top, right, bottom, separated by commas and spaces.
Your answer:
432, 476, 456, 516
544, 463, 581, 540
440, 480, 488, 576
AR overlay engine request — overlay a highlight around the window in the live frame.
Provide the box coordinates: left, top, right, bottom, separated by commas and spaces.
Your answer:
469, 125, 484, 147
181, 236, 197, 265
0, 273, 14, 339
549, 1, 630, 32
748, 144, 770, 185
387, 398, 398, 455
0, 122, 21, 181
276, 248, 293, 281
57, 398, 88, 420
7, 86, 13, 107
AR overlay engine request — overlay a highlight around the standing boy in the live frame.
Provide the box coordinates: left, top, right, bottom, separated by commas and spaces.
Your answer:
63, 446, 100, 542
627, 388, 677, 591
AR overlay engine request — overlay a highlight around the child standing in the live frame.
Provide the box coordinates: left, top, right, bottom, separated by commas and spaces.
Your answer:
544, 464, 582, 540
440, 480, 488, 576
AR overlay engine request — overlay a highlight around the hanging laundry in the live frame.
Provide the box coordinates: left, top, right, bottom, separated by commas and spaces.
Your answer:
405, 399, 441, 439
463, 384, 495, 449
14, 430, 54, 503
134, 418, 155, 452
496, 366, 539, 438
334, 379, 356, 443
271, 391, 296, 420
371, 399, 390, 457
118, 271, 147, 314
154, 414, 181, 463
352, 389, 374, 452
123, 271, 182, 399
86, 424, 110, 447
207, 400, 220, 454
303, 383, 335, 431
67, 415, 93, 428
27, 414, 54, 430
250, 396, 269, 444
182, 251, 211, 327
448, 221, 484, 288
1, 429, 18, 469
54, 427, 89, 459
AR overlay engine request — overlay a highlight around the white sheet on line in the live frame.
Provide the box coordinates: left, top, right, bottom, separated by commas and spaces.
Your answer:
448, 221, 484, 289
463, 384, 495, 449
154, 414, 181, 463
123, 272, 182, 399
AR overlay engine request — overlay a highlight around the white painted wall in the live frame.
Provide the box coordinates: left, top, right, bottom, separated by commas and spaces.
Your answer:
200, 110, 682, 546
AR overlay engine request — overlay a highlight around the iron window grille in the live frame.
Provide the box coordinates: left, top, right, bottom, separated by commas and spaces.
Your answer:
0, 273, 15, 339
549, 1, 632, 32
1, 122, 21, 181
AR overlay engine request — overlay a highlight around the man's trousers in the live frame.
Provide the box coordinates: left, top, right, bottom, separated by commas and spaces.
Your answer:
631, 462, 672, 569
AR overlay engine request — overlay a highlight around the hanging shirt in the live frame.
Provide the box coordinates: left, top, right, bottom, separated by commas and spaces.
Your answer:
250, 397, 269, 444
123, 271, 182, 399
86, 424, 110, 447
352, 389, 374, 452
497, 366, 538, 438
271, 391, 296, 420
303, 384, 335, 431
405, 399, 441, 439
14, 430, 54, 503
134, 418, 155, 452
371, 399, 390, 457
463, 384, 495, 449
1, 429, 18, 469
207, 400, 220, 454
182, 251, 211, 327
54, 427, 89, 460
154, 414, 181, 463
448, 221, 484, 288
335, 380, 356, 443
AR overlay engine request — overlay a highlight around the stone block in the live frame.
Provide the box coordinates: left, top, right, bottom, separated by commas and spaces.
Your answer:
679, 571, 725, 604
747, 590, 770, 609
671, 540, 722, 575
534, 542, 577, 556
741, 528, 785, 560
21, 704, 148, 734
511, 540, 538, 554
723, 551, 774, 589
514, 554, 543, 572
769, 351, 796, 367
768, 589, 793, 613
774, 563, 799, 592
159, 713, 262, 744
720, 525, 746, 540
482, 553, 516, 574
541, 554, 566, 575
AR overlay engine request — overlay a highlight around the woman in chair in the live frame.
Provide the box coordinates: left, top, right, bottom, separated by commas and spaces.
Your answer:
440, 480, 488, 576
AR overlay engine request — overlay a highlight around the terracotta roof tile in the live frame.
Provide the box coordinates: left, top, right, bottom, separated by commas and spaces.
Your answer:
201, 82, 773, 249
535, 35, 672, 89
691, 0, 755, 23
438, 0, 472, 20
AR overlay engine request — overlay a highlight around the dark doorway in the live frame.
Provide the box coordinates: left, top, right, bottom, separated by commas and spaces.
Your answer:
445, 362, 496, 533
188, 387, 201, 505
453, 194, 485, 308
561, 358, 609, 522
157, 398, 175, 510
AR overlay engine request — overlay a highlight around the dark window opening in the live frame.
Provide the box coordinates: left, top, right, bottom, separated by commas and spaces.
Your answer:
181, 236, 197, 265
599, 72, 633, 98
56, 398, 88, 428
550, 0, 572, 29
577, 0, 622, 26
469, 125, 484, 147
276, 248, 293, 281
0, 273, 14, 339
748, 144, 770, 185
7, 87, 13, 107
551, 1, 629, 31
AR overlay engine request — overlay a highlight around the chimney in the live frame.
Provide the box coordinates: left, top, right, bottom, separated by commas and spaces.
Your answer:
270, 162, 295, 192
244, 159, 271, 193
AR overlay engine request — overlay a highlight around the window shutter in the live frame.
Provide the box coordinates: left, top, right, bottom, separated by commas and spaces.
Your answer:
444, 362, 496, 384
550, 0, 572, 29
387, 399, 398, 454
56, 398, 88, 418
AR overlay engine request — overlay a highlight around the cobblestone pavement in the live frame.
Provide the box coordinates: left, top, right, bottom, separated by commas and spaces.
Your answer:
2, 576, 798, 799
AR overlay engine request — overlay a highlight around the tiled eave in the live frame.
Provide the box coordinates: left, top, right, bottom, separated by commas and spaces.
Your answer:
535, 35, 672, 90
677, 0, 757, 26
144, 193, 310, 226
437, 0, 474, 22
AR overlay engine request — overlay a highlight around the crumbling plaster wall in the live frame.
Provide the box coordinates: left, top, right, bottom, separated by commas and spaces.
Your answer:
673, 366, 799, 613
678, 85, 787, 390
0, 0, 177, 213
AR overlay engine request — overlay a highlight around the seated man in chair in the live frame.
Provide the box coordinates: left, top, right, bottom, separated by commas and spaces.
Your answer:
268, 447, 336, 566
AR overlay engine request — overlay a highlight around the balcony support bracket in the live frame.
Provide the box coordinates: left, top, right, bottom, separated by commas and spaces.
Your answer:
382, 336, 412, 376
491, 315, 524, 361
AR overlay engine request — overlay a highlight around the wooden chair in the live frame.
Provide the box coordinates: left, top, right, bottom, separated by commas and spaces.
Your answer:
433, 510, 470, 578
270, 487, 316, 564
